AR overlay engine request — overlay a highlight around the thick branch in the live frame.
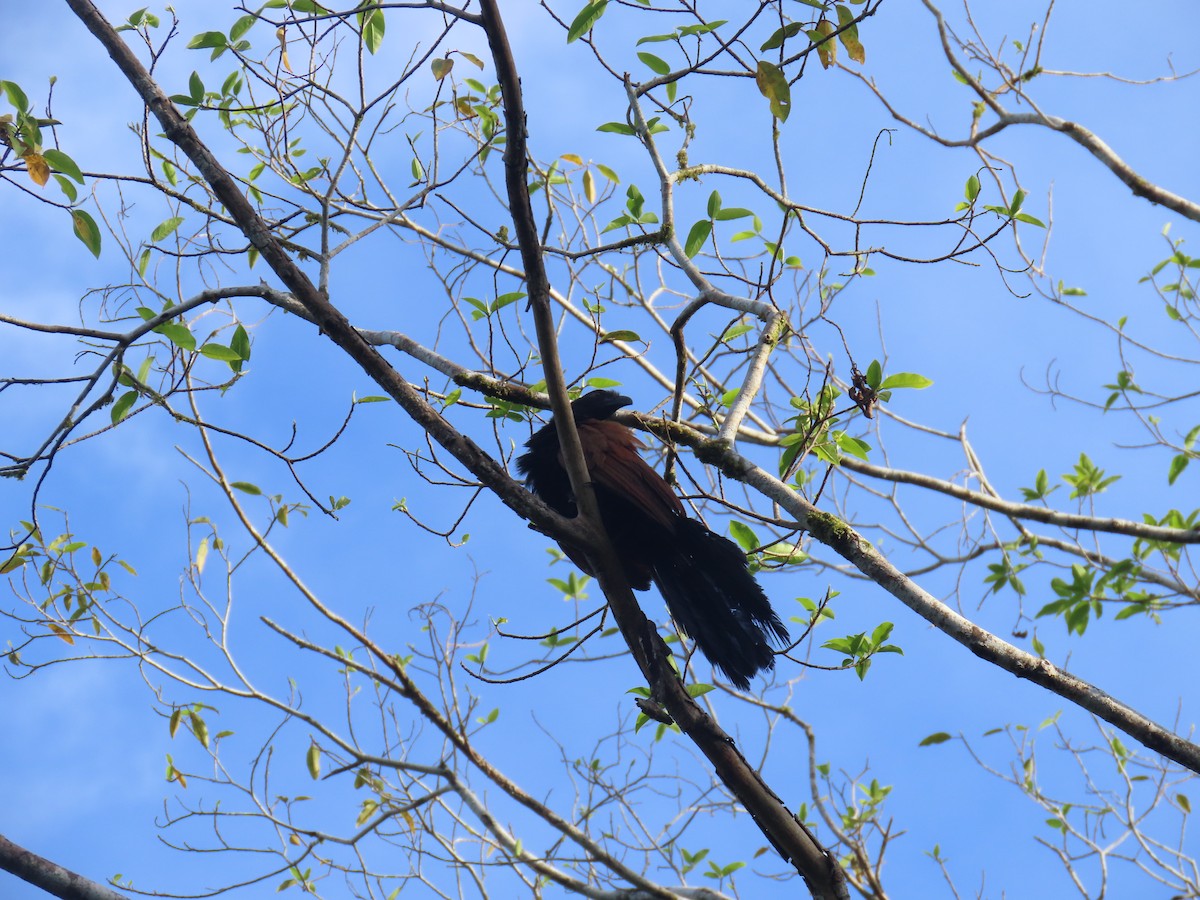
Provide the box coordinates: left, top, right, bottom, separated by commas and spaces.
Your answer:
477, 3, 845, 897
0, 833, 129, 900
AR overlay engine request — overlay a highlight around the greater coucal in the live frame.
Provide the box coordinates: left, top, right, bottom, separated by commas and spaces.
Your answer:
516, 390, 788, 689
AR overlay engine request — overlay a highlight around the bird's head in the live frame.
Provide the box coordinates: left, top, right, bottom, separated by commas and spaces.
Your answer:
569, 389, 632, 423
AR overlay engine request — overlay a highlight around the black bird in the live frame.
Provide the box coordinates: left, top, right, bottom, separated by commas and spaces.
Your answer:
516, 390, 788, 689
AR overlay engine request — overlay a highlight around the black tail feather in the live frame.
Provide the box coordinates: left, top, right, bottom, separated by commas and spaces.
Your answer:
652, 517, 788, 690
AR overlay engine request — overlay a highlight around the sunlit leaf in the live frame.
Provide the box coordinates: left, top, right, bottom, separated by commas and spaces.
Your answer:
683, 219, 711, 257
71, 209, 102, 258
637, 52, 670, 76
23, 152, 50, 186
156, 322, 196, 352
879, 372, 933, 390
151, 216, 185, 242
361, 8, 385, 54
567, 1, 607, 43
43, 148, 84, 184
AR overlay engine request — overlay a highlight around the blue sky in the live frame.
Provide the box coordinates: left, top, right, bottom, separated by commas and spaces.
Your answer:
2, 1, 1199, 897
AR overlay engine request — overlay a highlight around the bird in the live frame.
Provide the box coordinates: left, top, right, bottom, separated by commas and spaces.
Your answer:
516, 390, 789, 689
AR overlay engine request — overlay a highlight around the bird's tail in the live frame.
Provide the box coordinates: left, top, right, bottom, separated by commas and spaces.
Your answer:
651, 518, 789, 690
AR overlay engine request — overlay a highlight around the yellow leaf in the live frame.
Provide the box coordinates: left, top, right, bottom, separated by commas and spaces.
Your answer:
289, 834, 302, 846
560, 153, 583, 165
814, 19, 837, 69
277, 27, 291, 73
91, 546, 102, 566
195, 536, 209, 574
24, 152, 49, 186
48, 622, 74, 644
356, 799, 377, 827
843, 35, 865, 64
582, 168, 596, 204
400, 810, 416, 832
431, 58, 453, 80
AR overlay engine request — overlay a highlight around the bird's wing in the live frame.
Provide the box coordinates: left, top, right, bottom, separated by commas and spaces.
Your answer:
575, 419, 684, 528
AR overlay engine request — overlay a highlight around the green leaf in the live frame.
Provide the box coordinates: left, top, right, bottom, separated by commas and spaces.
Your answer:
151, 216, 185, 242
155, 322, 196, 352
728, 520, 758, 552
879, 372, 933, 390
230, 324, 251, 363
714, 207, 753, 221
596, 121, 635, 135
754, 60, 791, 122
677, 20, 726, 37
706, 190, 722, 218
1168, 454, 1189, 485
229, 14, 256, 42
567, 1, 607, 43
360, 8, 385, 54
187, 31, 227, 50
53, 174, 78, 203
865, 359, 882, 389
1, 80, 31, 112
306, 743, 321, 779
188, 70, 204, 103
43, 149, 84, 184
230, 481, 262, 495
919, 732, 952, 746
761, 22, 803, 51
834, 433, 871, 460
200, 342, 243, 362
490, 291, 525, 314
600, 330, 641, 343
683, 219, 712, 258
431, 58, 453, 80
637, 52, 670, 75
965, 174, 980, 202
71, 209, 102, 258
111, 390, 137, 424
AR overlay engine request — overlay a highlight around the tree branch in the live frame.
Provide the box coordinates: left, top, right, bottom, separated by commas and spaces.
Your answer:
0, 833, 130, 900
